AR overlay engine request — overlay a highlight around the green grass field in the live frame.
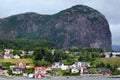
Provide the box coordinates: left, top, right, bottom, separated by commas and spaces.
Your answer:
0, 58, 33, 64
101, 57, 120, 65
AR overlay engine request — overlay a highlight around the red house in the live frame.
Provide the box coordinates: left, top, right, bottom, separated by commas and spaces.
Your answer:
34, 73, 42, 78
34, 67, 47, 78
35, 67, 46, 74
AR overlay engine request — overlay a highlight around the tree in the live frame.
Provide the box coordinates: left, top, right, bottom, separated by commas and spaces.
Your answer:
33, 48, 44, 60
13, 50, 20, 55
54, 50, 63, 62
45, 52, 53, 63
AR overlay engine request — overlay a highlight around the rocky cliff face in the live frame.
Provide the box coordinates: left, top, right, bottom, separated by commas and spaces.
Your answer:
0, 5, 112, 50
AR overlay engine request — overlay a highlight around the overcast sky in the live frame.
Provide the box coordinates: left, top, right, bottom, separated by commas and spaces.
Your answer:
0, 0, 120, 45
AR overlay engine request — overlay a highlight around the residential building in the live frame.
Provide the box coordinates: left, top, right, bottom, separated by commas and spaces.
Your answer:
13, 55, 20, 59
28, 51, 34, 55
11, 66, 25, 74
71, 67, 79, 73
35, 67, 47, 74
34, 67, 47, 78
4, 49, 13, 54
98, 69, 112, 76
10, 62, 26, 74
52, 62, 63, 69
4, 54, 13, 59
70, 62, 90, 74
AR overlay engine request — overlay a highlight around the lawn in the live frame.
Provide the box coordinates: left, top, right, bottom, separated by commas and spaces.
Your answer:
0, 58, 33, 64
101, 57, 120, 65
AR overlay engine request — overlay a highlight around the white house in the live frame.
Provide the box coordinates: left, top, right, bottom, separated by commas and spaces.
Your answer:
71, 67, 79, 73
52, 62, 68, 70
75, 62, 90, 67
4, 49, 13, 54
20, 50, 27, 56
61, 64, 69, 70
112, 52, 120, 57
28, 51, 34, 55
52, 62, 63, 69
4, 54, 13, 59
13, 55, 20, 59
70, 62, 90, 73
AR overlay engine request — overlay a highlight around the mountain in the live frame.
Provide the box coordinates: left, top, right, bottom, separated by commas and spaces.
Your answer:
0, 5, 111, 50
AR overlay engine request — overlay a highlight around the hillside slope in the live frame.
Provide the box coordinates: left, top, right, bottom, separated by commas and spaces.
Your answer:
0, 5, 111, 50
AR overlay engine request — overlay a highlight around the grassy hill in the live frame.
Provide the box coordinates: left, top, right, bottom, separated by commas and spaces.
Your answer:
0, 58, 33, 64
101, 57, 120, 65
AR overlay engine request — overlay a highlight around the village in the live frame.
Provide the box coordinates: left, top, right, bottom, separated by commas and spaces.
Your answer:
0, 48, 120, 79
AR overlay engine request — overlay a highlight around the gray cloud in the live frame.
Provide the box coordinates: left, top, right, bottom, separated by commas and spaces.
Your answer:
0, 0, 120, 45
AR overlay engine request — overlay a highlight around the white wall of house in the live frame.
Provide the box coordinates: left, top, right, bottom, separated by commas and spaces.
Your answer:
12, 70, 22, 74
14, 55, 20, 59
52, 62, 63, 68
61, 65, 68, 70
4, 55, 11, 59
71, 67, 79, 73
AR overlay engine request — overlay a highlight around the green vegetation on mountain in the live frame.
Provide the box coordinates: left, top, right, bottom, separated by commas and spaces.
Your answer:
0, 39, 54, 50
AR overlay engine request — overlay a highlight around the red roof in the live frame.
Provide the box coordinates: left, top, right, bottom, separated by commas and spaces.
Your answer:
4, 54, 13, 57
35, 67, 46, 73
0, 69, 3, 73
12, 66, 25, 69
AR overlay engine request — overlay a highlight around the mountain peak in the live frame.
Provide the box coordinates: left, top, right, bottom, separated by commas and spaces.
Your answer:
0, 5, 112, 50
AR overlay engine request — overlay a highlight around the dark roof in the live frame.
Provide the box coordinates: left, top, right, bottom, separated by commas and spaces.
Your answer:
99, 69, 111, 72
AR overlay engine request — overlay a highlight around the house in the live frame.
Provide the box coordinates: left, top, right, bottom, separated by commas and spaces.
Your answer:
52, 62, 63, 69
34, 73, 42, 78
46, 67, 52, 71
112, 52, 120, 57
28, 74, 34, 78
4, 49, 13, 54
80, 66, 90, 74
70, 62, 90, 68
4, 54, 13, 59
0, 69, 3, 75
10, 62, 26, 74
61, 64, 69, 70
52, 62, 68, 70
20, 50, 27, 56
28, 51, 34, 55
35, 67, 47, 74
0, 54, 3, 58
70, 62, 90, 74
117, 65, 120, 70
16, 62, 26, 68
13, 55, 20, 59
34, 67, 47, 78
75, 62, 90, 67
11, 66, 25, 74
98, 69, 112, 76
71, 67, 79, 73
